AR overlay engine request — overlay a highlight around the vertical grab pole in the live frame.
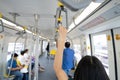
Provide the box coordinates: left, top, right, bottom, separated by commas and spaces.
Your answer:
33, 14, 40, 80
7, 13, 22, 78
34, 35, 39, 80
64, 8, 68, 29
8, 36, 19, 77
29, 31, 34, 80
24, 33, 27, 49
8, 31, 25, 77
40, 40, 43, 56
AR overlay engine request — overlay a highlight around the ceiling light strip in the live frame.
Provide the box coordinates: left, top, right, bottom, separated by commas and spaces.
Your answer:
0, 16, 47, 39
68, 0, 111, 32
68, 2, 101, 32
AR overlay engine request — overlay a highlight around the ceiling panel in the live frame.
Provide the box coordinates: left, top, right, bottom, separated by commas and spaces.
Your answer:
0, 0, 77, 39
68, 0, 120, 39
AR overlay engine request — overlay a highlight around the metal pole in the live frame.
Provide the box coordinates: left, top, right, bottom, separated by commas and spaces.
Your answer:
24, 34, 27, 49
9, 12, 20, 23
8, 35, 21, 77
8, 31, 25, 77
29, 33, 34, 80
34, 36, 39, 80
33, 14, 40, 80
1, 35, 8, 79
40, 40, 43, 56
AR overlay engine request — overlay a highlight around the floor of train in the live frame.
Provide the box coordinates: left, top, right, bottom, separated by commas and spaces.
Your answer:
37, 53, 57, 80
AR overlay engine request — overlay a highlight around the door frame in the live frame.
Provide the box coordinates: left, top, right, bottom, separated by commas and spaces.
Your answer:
90, 30, 117, 80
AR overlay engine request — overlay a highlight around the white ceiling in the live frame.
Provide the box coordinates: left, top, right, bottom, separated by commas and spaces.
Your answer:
0, 0, 77, 39
1, 0, 117, 40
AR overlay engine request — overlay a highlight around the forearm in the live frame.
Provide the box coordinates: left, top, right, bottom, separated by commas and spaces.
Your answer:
10, 67, 21, 71
54, 40, 68, 80
9, 65, 23, 71
54, 41, 65, 70
53, 26, 68, 80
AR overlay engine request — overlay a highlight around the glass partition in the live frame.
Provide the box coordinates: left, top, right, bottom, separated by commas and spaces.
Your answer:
92, 34, 109, 75
7, 43, 24, 61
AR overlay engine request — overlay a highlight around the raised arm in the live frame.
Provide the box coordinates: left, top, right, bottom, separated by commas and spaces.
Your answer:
54, 26, 68, 80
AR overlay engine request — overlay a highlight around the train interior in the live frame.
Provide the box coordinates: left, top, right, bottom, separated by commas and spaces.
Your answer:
0, 0, 120, 80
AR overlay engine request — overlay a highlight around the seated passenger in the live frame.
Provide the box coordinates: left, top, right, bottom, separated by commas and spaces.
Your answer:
54, 26, 109, 80
18, 51, 28, 80
7, 53, 23, 80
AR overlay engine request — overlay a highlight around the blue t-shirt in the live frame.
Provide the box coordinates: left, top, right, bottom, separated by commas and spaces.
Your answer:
62, 48, 74, 69
7, 58, 17, 68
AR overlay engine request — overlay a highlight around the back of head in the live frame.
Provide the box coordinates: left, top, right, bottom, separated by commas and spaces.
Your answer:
74, 56, 109, 80
11, 53, 18, 58
65, 42, 70, 48
21, 50, 24, 55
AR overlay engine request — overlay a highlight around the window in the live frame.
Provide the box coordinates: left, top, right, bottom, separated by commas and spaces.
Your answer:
7, 43, 24, 61
92, 34, 109, 75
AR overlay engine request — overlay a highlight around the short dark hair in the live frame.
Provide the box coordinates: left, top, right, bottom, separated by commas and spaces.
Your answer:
65, 42, 70, 48
11, 53, 18, 58
74, 56, 109, 80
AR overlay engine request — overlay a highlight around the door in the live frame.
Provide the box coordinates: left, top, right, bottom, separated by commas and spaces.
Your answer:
91, 30, 115, 80
113, 28, 120, 80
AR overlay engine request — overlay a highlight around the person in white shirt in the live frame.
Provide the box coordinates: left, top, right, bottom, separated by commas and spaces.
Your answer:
23, 49, 30, 66
18, 50, 29, 80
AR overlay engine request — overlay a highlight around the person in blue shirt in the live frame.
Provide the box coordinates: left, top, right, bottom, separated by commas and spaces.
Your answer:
7, 53, 23, 80
62, 42, 74, 77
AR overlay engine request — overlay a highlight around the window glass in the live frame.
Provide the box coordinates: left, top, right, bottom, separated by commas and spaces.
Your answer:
93, 34, 109, 75
73, 44, 81, 64
7, 43, 24, 61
